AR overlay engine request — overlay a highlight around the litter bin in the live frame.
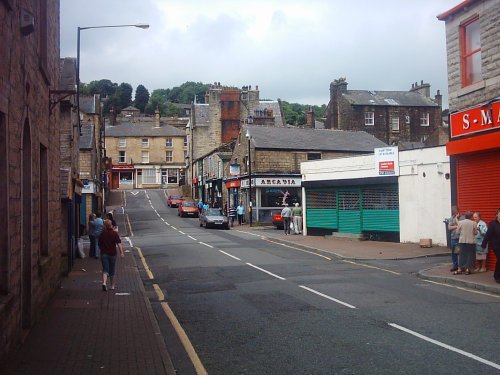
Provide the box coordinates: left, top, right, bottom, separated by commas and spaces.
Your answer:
443, 218, 451, 249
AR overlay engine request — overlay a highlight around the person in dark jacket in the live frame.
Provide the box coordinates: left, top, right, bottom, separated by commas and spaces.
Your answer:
98, 220, 124, 291
481, 209, 500, 283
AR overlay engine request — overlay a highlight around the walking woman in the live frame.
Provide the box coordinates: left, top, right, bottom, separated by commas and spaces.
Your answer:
481, 209, 500, 283
98, 219, 124, 291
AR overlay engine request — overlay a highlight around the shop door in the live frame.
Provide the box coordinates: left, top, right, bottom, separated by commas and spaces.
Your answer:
338, 190, 361, 234
456, 149, 500, 270
112, 173, 119, 189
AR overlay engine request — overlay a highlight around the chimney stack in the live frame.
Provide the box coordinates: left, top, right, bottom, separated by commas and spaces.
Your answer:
434, 89, 442, 107
305, 106, 315, 128
154, 107, 161, 127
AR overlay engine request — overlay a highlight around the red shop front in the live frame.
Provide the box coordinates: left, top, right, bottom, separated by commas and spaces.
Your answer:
447, 99, 500, 271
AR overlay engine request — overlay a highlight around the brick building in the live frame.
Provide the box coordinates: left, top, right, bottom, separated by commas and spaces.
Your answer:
0, 0, 63, 363
438, 0, 500, 271
325, 78, 443, 145
105, 111, 188, 189
189, 83, 285, 199
227, 125, 386, 223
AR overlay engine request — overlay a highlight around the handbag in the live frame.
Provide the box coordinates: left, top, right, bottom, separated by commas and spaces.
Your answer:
290, 222, 294, 230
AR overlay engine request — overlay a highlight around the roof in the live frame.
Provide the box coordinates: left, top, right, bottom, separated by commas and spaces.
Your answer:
105, 122, 186, 137
437, 0, 479, 20
80, 95, 99, 114
79, 124, 95, 150
254, 101, 284, 126
244, 125, 387, 152
122, 106, 140, 112
193, 104, 210, 127
343, 90, 439, 107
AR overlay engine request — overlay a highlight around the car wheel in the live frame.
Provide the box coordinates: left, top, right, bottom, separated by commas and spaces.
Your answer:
224, 224, 229, 230
199, 221, 203, 227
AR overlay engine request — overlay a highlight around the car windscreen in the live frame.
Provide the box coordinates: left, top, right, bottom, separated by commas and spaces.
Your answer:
205, 209, 222, 216
182, 202, 195, 207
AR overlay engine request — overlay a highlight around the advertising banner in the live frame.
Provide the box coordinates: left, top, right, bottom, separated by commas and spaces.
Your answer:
374, 147, 399, 176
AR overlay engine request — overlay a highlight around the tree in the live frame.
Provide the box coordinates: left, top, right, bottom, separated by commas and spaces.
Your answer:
281, 101, 327, 126
115, 82, 133, 109
134, 84, 150, 113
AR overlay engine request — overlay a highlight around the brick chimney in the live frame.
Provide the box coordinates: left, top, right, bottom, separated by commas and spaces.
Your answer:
434, 89, 442, 107
305, 106, 315, 128
109, 107, 116, 126
154, 107, 160, 127
327, 78, 348, 129
410, 80, 431, 97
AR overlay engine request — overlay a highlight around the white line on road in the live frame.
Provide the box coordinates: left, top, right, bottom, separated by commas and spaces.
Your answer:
219, 250, 241, 261
265, 239, 332, 260
341, 259, 402, 276
388, 323, 500, 370
171, 226, 177, 230
199, 242, 214, 248
188, 236, 197, 241
235, 230, 264, 238
178, 231, 185, 235
299, 285, 357, 309
161, 218, 165, 222
246, 263, 286, 280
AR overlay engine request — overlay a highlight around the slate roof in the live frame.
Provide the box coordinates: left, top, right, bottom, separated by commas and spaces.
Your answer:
254, 101, 284, 126
59, 58, 76, 91
105, 123, 185, 137
80, 95, 99, 114
343, 90, 439, 107
244, 125, 386, 152
193, 104, 210, 127
122, 106, 140, 112
79, 124, 95, 150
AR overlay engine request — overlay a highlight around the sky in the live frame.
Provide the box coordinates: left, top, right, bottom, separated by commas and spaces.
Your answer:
60, 0, 461, 109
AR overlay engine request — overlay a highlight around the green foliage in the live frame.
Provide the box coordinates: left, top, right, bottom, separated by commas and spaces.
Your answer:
115, 83, 133, 109
144, 82, 209, 116
281, 101, 327, 126
134, 84, 150, 113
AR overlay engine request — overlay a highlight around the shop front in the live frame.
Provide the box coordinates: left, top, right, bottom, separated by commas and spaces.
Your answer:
111, 164, 134, 190
447, 99, 500, 270
241, 176, 302, 224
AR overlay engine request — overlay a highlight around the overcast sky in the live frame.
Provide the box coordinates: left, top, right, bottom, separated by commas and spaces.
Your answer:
60, 0, 460, 109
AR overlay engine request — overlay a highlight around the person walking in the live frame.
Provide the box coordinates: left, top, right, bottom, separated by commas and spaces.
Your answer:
106, 212, 118, 231
281, 203, 293, 235
228, 205, 237, 227
481, 209, 500, 283
88, 213, 97, 258
454, 211, 477, 275
447, 206, 462, 272
292, 203, 303, 235
98, 219, 124, 291
473, 212, 488, 273
197, 200, 204, 213
237, 203, 245, 225
93, 212, 104, 259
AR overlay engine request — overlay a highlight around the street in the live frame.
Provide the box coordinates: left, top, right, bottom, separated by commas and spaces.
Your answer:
127, 190, 500, 374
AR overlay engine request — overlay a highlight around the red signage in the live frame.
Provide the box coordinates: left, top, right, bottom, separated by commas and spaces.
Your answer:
378, 161, 395, 175
225, 180, 240, 188
111, 164, 134, 171
450, 100, 500, 139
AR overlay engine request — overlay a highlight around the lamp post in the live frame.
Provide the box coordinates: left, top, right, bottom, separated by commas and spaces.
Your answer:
76, 23, 149, 133
245, 129, 252, 226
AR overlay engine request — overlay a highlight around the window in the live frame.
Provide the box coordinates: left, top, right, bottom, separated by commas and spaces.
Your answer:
167, 169, 178, 184
364, 112, 374, 126
141, 151, 149, 163
166, 137, 173, 147
461, 16, 481, 86
141, 138, 149, 148
118, 151, 126, 163
118, 138, 126, 147
142, 169, 156, 184
183, 136, 188, 147
390, 116, 399, 132
420, 113, 430, 127
307, 153, 322, 161
166, 151, 173, 163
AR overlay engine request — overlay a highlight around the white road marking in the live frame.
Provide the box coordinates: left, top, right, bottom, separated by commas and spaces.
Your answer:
389, 323, 500, 370
341, 259, 401, 275
299, 285, 357, 309
219, 250, 241, 261
161, 218, 165, 222
235, 230, 264, 238
422, 279, 500, 299
130, 191, 139, 196
246, 263, 286, 280
171, 226, 177, 230
266, 239, 332, 260
199, 242, 213, 248
188, 236, 197, 241
178, 231, 185, 235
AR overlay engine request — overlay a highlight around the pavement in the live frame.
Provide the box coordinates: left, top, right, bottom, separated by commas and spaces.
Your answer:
2, 189, 499, 374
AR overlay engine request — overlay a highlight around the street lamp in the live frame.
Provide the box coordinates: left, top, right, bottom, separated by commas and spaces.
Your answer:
245, 129, 252, 226
76, 23, 149, 133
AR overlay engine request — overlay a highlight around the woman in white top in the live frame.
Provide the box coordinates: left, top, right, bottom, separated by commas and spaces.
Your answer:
473, 212, 488, 273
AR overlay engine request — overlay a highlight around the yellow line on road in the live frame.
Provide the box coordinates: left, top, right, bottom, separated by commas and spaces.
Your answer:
160, 301, 208, 375
153, 283, 165, 301
136, 246, 154, 280
341, 259, 402, 275
126, 213, 134, 237
422, 279, 500, 299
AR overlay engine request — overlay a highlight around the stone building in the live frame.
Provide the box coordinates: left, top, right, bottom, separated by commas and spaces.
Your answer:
188, 84, 285, 199
105, 111, 188, 189
325, 78, 443, 145
438, 0, 500, 271
0, 0, 63, 363
226, 125, 386, 224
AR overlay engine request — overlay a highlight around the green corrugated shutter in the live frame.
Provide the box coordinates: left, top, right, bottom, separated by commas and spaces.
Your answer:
305, 189, 337, 230
361, 186, 399, 232
338, 190, 361, 233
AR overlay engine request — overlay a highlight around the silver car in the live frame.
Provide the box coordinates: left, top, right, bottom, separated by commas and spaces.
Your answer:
199, 208, 229, 229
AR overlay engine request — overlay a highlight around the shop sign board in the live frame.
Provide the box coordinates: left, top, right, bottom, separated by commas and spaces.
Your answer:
112, 164, 134, 171
241, 177, 301, 188
374, 147, 399, 176
82, 180, 96, 194
225, 180, 240, 188
229, 164, 240, 176
450, 100, 500, 139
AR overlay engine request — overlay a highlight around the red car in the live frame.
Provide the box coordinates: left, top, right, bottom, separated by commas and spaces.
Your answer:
167, 195, 184, 208
178, 201, 199, 217
272, 212, 284, 229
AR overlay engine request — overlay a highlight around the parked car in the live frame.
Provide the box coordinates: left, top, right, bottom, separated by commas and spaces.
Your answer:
272, 212, 284, 229
167, 195, 184, 208
199, 208, 229, 229
178, 201, 199, 217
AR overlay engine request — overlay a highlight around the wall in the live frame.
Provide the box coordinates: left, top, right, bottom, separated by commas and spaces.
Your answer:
444, 0, 500, 112
398, 147, 451, 245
